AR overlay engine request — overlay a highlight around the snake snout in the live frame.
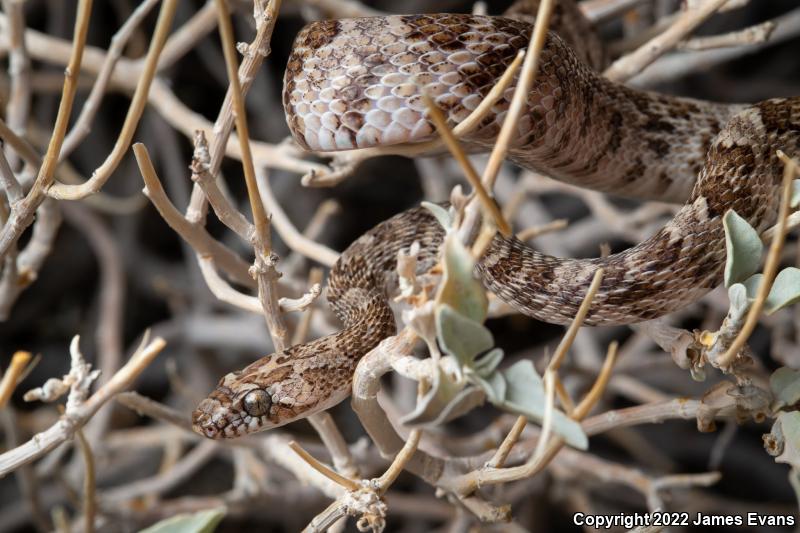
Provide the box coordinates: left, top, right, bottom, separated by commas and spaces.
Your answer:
192, 397, 229, 440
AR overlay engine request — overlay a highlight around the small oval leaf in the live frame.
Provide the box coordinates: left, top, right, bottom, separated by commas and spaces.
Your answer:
473, 348, 505, 378
774, 412, 800, 469
766, 267, 800, 314
436, 304, 494, 368
139, 508, 226, 533
770, 367, 800, 410
401, 366, 484, 427
473, 371, 506, 404
792, 179, 800, 208
723, 209, 763, 287
498, 361, 588, 450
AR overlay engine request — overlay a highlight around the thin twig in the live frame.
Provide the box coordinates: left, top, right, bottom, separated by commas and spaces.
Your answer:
486, 415, 528, 468
59, 0, 162, 159
213, 0, 269, 249
0, 336, 166, 476
1, 0, 32, 170
604, 0, 729, 82
0, 351, 32, 409
134, 142, 256, 288
47, 0, 178, 199
256, 168, 338, 267
481, 0, 555, 190
214, 0, 288, 349
422, 94, 511, 237
288, 441, 360, 492
74, 428, 95, 533
457, 341, 618, 494
548, 268, 605, 373
376, 429, 421, 494
531, 370, 556, 464
678, 20, 776, 51
0, 0, 93, 259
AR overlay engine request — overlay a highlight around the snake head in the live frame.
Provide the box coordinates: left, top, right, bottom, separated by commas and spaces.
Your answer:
192, 377, 275, 439
283, 14, 531, 152
192, 343, 355, 439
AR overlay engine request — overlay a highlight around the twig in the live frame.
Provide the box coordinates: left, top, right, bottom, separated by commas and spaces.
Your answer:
59, 0, 162, 159
292, 268, 325, 345
0, 0, 92, 259
100, 441, 218, 504
486, 415, 528, 469
134, 142, 256, 288
548, 269, 605, 373
61, 203, 125, 440
213, 0, 269, 248
256, 168, 339, 267
678, 20, 776, 51
0, 197, 62, 320
0, 336, 166, 477
604, 0, 729, 82
516, 219, 568, 241
0, 351, 32, 409
484, 268, 604, 469
1, 0, 32, 170
631, 8, 800, 86
74, 428, 95, 533
47, 0, 178, 200
190, 131, 254, 243
376, 429, 421, 494
531, 370, 556, 464
288, 441, 360, 492
422, 94, 511, 237
0, 117, 40, 172
481, 0, 554, 190
308, 411, 360, 480
457, 341, 618, 494
115, 391, 194, 433
214, 0, 288, 349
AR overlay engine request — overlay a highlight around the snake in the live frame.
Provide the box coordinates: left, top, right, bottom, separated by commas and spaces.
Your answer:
192, 1, 800, 439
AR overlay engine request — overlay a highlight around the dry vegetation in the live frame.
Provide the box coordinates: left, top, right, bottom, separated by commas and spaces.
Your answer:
2, 0, 800, 532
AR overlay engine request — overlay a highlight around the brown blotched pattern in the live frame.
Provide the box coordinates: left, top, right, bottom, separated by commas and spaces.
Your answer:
284, 13, 741, 203
193, 5, 800, 439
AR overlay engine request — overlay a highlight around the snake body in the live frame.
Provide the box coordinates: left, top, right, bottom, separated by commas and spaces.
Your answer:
192, 5, 800, 439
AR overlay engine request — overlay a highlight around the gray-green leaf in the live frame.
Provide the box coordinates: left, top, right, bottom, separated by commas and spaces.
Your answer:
723, 209, 763, 287
498, 361, 588, 450
436, 233, 488, 322
401, 366, 485, 427
770, 367, 800, 410
473, 371, 506, 404
139, 508, 226, 533
791, 179, 800, 208
766, 267, 800, 314
473, 348, 504, 378
775, 412, 800, 469
436, 304, 493, 368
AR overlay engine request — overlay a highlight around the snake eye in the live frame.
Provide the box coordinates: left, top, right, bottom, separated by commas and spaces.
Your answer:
242, 390, 271, 417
